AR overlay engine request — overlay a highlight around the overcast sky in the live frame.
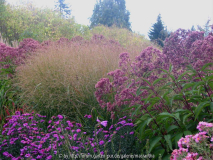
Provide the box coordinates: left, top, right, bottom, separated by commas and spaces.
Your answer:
6, 0, 213, 38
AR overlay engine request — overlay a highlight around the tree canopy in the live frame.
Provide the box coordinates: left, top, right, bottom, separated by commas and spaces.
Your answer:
90, 0, 131, 30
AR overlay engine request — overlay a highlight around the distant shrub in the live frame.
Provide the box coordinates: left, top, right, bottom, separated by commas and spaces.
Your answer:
91, 25, 157, 55
1, 2, 91, 43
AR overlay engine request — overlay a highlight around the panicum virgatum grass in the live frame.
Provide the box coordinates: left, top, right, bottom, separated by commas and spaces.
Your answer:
14, 36, 141, 120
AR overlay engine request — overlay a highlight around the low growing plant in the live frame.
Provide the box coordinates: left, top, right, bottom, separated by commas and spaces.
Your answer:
0, 111, 141, 160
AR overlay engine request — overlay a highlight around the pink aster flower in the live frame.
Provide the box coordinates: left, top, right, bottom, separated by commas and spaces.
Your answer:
99, 140, 104, 145
57, 115, 63, 119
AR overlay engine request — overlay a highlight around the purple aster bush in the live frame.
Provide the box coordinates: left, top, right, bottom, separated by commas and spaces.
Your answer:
0, 112, 140, 160
92, 116, 141, 156
0, 111, 53, 159
171, 122, 213, 160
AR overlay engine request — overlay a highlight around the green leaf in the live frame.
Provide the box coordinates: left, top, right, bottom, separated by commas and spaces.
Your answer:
142, 78, 152, 86
169, 74, 175, 81
178, 70, 193, 81
170, 94, 184, 107
174, 132, 183, 148
201, 63, 213, 71
162, 155, 171, 160
192, 81, 204, 90
207, 119, 213, 122
123, 104, 140, 111
195, 101, 210, 120
164, 134, 172, 151
138, 119, 149, 138
147, 103, 155, 111
131, 104, 141, 118
136, 86, 143, 96
144, 93, 154, 104
182, 82, 195, 91
166, 125, 178, 133
186, 65, 197, 74
149, 136, 162, 153
146, 118, 153, 126
169, 64, 173, 73
173, 113, 180, 121
158, 112, 178, 120
210, 102, 213, 112
153, 78, 165, 86
175, 109, 188, 112
183, 113, 193, 125
159, 68, 169, 74
153, 149, 165, 159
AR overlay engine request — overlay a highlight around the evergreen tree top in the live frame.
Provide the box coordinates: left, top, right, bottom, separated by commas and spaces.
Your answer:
90, 0, 131, 30
148, 14, 169, 47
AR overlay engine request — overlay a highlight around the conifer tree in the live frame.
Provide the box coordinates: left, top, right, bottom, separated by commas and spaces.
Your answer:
148, 14, 169, 47
55, 0, 71, 18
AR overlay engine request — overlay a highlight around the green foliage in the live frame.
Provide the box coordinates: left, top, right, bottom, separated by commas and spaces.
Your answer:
148, 14, 169, 47
0, 2, 90, 43
0, 0, 12, 45
90, 0, 131, 30
131, 63, 213, 159
0, 66, 21, 132
91, 25, 157, 55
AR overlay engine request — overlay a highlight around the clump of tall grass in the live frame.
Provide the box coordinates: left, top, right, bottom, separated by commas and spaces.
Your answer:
14, 36, 140, 120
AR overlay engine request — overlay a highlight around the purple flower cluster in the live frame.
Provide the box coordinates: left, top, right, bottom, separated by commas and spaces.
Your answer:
0, 112, 136, 159
171, 121, 213, 160
95, 47, 167, 118
95, 29, 213, 119
163, 29, 213, 72
0, 38, 40, 70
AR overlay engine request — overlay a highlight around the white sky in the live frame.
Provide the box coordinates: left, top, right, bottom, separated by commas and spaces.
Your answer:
6, 0, 213, 38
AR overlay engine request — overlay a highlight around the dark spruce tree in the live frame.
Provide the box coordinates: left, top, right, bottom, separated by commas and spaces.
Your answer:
55, 0, 71, 18
90, 0, 131, 30
148, 14, 169, 47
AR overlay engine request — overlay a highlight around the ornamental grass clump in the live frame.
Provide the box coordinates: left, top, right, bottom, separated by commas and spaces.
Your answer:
171, 121, 213, 160
14, 35, 141, 120
0, 111, 139, 160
